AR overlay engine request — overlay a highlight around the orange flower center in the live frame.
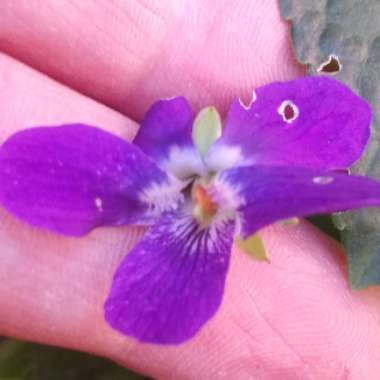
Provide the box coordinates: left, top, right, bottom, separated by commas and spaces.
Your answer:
192, 183, 218, 223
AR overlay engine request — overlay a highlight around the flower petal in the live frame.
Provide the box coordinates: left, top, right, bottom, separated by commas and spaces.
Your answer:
134, 97, 205, 179
206, 77, 371, 171
216, 165, 380, 238
104, 205, 235, 344
0, 124, 184, 236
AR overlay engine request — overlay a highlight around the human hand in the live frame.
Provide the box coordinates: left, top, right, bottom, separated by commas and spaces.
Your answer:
1, 1, 380, 379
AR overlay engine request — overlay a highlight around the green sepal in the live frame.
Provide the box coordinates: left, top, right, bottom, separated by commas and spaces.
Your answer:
236, 233, 269, 262
192, 106, 222, 157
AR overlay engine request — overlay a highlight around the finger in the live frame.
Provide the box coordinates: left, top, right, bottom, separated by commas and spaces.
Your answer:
0, 0, 304, 119
0, 51, 145, 360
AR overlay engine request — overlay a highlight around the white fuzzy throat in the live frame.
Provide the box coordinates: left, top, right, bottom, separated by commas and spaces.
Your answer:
205, 144, 243, 172
161, 145, 205, 180
139, 178, 185, 216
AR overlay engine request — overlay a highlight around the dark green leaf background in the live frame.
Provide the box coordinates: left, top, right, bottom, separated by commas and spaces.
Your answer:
0, 338, 147, 380
279, 0, 380, 288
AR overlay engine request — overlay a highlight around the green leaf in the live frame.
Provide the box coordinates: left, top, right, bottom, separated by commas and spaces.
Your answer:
0, 338, 147, 380
279, 0, 380, 288
308, 215, 341, 242
192, 107, 222, 157
236, 233, 269, 262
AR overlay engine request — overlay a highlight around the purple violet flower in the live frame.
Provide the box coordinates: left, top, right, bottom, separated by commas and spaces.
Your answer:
1, 76, 380, 344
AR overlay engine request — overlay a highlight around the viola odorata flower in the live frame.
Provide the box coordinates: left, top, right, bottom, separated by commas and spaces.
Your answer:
0, 77, 380, 344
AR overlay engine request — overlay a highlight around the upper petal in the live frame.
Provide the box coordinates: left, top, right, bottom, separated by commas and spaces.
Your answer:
206, 77, 371, 171
216, 165, 380, 238
0, 124, 184, 236
134, 97, 205, 179
104, 204, 235, 344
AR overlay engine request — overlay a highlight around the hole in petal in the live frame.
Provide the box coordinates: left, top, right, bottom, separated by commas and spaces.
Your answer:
312, 176, 334, 185
278, 100, 299, 123
317, 55, 342, 74
284, 104, 295, 120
